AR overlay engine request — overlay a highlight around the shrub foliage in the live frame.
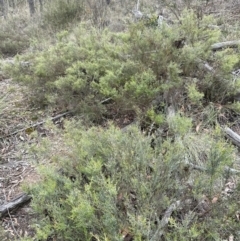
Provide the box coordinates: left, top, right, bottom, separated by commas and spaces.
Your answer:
24, 120, 239, 241
0, 15, 32, 56
5, 10, 240, 121
42, 0, 84, 30
1, 5, 240, 241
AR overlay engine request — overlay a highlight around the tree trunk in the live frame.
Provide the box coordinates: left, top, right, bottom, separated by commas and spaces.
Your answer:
28, 0, 35, 16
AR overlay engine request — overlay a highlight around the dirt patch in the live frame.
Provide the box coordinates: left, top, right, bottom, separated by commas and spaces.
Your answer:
0, 78, 52, 239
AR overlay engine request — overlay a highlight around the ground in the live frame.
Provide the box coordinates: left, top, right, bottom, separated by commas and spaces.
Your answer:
1, 2, 240, 237
0, 73, 136, 239
0, 77, 51, 239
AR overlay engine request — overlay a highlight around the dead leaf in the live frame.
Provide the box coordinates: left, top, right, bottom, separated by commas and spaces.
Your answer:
212, 196, 218, 204
196, 122, 202, 133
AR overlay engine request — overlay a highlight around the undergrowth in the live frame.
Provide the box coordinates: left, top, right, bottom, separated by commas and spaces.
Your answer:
22, 120, 239, 241
1, 2, 240, 241
4, 10, 240, 123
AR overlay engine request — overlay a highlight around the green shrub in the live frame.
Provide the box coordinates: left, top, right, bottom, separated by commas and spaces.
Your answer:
42, 0, 84, 30
187, 82, 204, 105
5, 10, 240, 121
0, 15, 32, 56
24, 120, 239, 240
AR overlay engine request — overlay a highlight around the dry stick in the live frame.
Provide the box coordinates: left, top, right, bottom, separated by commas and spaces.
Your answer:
0, 193, 32, 218
100, 97, 112, 104
224, 166, 240, 175
150, 200, 181, 241
149, 159, 238, 241
0, 97, 114, 140
0, 111, 71, 139
188, 162, 240, 175
211, 40, 240, 51
224, 127, 240, 148
120, 38, 240, 58
7, 207, 21, 239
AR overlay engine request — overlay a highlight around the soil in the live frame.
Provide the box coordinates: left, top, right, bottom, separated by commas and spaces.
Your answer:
0, 77, 57, 240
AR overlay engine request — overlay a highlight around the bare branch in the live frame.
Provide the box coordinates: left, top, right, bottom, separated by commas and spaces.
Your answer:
211, 40, 240, 51
150, 200, 182, 240
0, 111, 72, 139
0, 193, 31, 218
224, 127, 240, 148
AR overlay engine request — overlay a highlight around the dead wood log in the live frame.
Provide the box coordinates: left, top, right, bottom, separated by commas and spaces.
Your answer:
185, 161, 240, 175
211, 40, 240, 51
150, 200, 181, 240
0, 193, 32, 218
224, 127, 240, 148
224, 166, 240, 175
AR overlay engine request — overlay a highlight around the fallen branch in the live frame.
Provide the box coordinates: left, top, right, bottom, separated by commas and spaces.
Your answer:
0, 111, 71, 139
211, 40, 240, 51
100, 97, 113, 104
0, 193, 31, 218
224, 127, 240, 148
224, 166, 240, 175
7, 207, 21, 238
150, 200, 181, 240
184, 160, 240, 175
186, 162, 206, 172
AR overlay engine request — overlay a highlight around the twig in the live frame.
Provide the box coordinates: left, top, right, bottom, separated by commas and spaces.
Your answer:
8, 166, 26, 179
0, 111, 71, 139
186, 162, 206, 171
211, 40, 240, 51
224, 166, 240, 175
224, 127, 240, 148
100, 97, 112, 104
150, 200, 181, 240
185, 161, 240, 175
10, 175, 24, 191
7, 208, 21, 239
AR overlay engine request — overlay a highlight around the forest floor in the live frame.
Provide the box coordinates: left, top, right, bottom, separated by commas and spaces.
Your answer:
0, 74, 136, 240
1, 1, 240, 239
0, 76, 57, 240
